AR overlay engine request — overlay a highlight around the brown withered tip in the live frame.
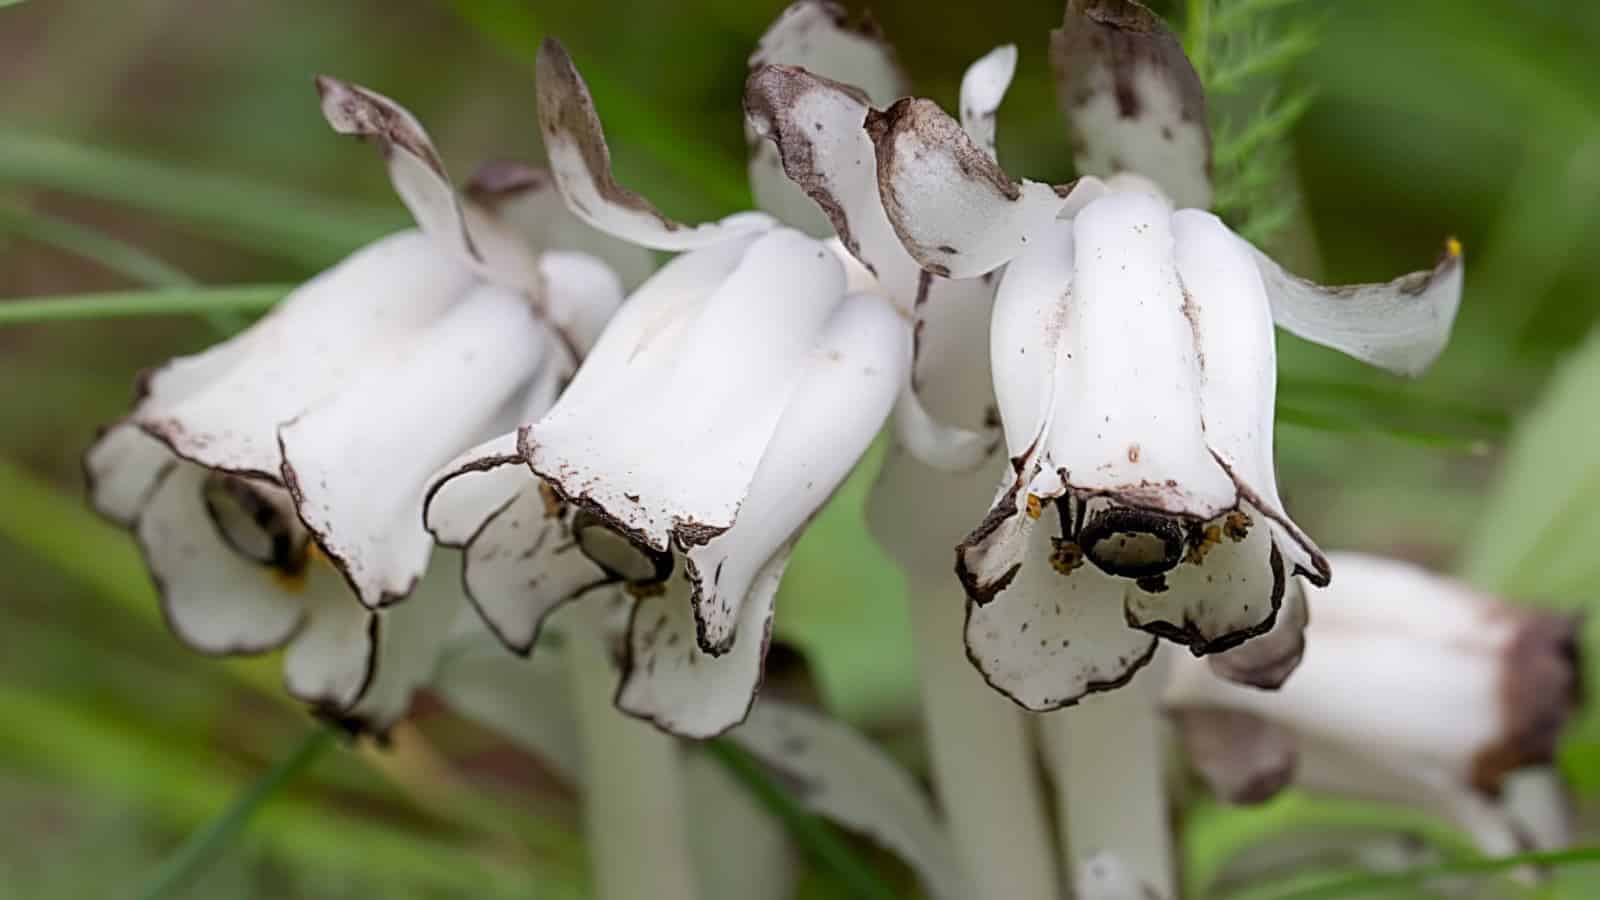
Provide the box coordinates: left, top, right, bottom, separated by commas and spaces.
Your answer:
1472, 611, 1585, 792
1068, 0, 1164, 32
1176, 707, 1298, 805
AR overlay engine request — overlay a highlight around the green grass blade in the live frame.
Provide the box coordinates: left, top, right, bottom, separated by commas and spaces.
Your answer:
0, 130, 398, 268
132, 728, 337, 900
0, 284, 289, 325
706, 740, 901, 900
1257, 847, 1600, 900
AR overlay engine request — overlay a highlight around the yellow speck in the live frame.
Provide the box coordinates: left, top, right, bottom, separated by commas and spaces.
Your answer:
1223, 511, 1251, 542
1025, 494, 1043, 519
270, 543, 323, 593
1184, 525, 1221, 565
1446, 237, 1463, 258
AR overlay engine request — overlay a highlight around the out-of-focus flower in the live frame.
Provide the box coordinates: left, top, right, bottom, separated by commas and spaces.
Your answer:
85, 79, 633, 730
424, 39, 909, 739
855, 0, 1461, 710
1167, 552, 1582, 856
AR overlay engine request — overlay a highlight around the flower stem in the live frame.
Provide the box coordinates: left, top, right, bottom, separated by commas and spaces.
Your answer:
568, 604, 700, 900
909, 577, 1063, 900
1041, 653, 1175, 899
133, 727, 336, 900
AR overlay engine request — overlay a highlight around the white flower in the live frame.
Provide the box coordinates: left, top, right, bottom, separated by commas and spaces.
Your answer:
853, 1, 1462, 710
423, 39, 909, 739
84, 78, 632, 729
1166, 552, 1582, 857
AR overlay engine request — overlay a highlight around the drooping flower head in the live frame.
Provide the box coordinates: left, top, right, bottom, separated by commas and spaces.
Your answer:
85, 79, 637, 730
1167, 552, 1582, 858
423, 37, 911, 738
855, 0, 1462, 709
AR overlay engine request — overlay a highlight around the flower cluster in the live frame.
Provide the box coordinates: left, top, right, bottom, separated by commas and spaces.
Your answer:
82, 1, 1585, 898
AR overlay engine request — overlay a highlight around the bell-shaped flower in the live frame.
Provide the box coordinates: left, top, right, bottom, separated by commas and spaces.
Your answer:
423, 39, 910, 739
84, 79, 634, 729
858, 0, 1463, 710
1166, 552, 1582, 857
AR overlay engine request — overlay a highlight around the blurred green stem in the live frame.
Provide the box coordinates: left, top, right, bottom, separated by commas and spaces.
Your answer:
1253, 846, 1600, 900
0, 130, 397, 268
0, 284, 289, 325
132, 728, 337, 900
0, 204, 251, 332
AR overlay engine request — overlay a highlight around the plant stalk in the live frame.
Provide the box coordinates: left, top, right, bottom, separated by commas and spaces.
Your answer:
568, 602, 701, 900
909, 576, 1063, 900
1042, 651, 1175, 899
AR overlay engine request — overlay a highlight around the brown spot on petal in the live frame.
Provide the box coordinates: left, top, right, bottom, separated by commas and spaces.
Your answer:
1223, 510, 1251, 542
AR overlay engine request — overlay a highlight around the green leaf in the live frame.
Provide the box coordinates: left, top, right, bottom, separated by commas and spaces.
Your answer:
1250, 847, 1600, 900
133, 729, 337, 900
706, 739, 902, 900
0, 284, 289, 325
0, 130, 398, 268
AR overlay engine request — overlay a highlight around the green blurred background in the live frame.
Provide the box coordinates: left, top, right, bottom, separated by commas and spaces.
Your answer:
3, 0, 1600, 897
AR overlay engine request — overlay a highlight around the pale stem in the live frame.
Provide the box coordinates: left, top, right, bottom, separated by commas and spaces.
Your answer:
568, 603, 702, 900
1042, 649, 1175, 900
910, 576, 1064, 900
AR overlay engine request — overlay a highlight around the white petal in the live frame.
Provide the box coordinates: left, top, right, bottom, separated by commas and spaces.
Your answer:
891, 389, 994, 473
616, 554, 786, 738
1047, 193, 1236, 526
344, 554, 466, 731
462, 469, 608, 653
1075, 852, 1168, 900
989, 219, 1074, 454
136, 464, 303, 654
1174, 209, 1329, 584
965, 521, 1158, 710
1206, 571, 1308, 689
87, 329, 263, 524
315, 78, 516, 278
731, 700, 963, 900
746, 0, 909, 239
137, 232, 472, 479
280, 286, 549, 608
1123, 503, 1283, 654
464, 160, 658, 291
953, 446, 1053, 606
749, 0, 907, 105
282, 565, 379, 711
868, 97, 1068, 278
539, 249, 625, 358
536, 39, 770, 251
686, 291, 907, 652
1049, 0, 1211, 210
909, 272, 1002, 439
958, 45, 1016, 161
423, 431, 528, 549
526, 229, 846, 557
430, 620, 582, 779
1253, 239, 1463, 376
1501, 768, 1574, 852
743, 65, 925, 293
